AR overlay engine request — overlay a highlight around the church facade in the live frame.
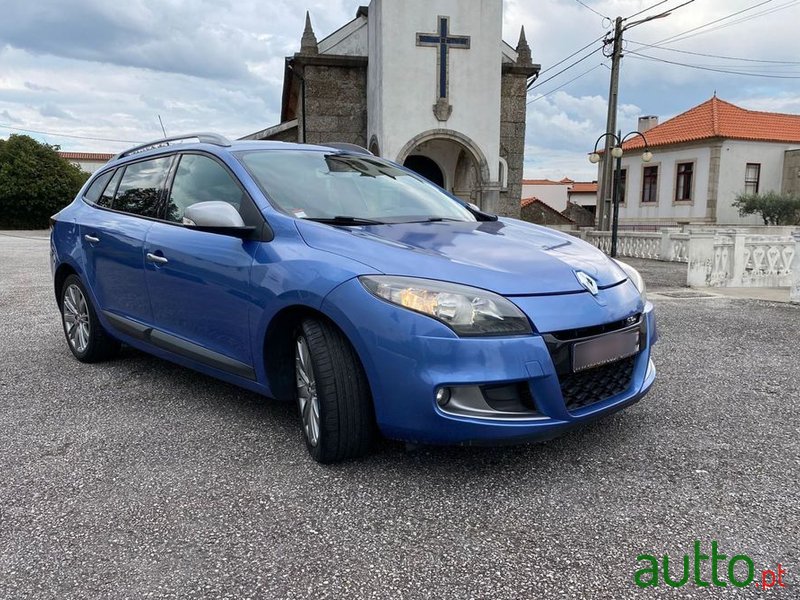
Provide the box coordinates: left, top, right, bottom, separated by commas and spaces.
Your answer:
243, 0, 539, 218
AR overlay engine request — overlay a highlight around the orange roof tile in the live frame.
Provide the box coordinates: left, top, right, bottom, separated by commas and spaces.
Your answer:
59, 151, 114, 161
624, 96, 800, 150
569, 182, 598, 193
522, 179, 563, 185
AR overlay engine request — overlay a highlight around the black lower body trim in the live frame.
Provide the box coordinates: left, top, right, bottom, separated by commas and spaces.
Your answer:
102, 310, 256, 380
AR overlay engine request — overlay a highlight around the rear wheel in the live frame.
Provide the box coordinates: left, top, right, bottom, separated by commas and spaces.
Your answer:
295, 318, 376, 463
60, 274, 120, 363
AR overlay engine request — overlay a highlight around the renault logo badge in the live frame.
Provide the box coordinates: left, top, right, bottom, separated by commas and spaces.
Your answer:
575, 271, 599, 296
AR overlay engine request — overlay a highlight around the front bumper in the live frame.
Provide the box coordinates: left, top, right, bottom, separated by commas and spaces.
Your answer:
322, 279, 657, 445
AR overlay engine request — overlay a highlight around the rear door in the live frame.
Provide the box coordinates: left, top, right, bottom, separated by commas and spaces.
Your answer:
143, 152, 261, 378
80, 155, 173, 327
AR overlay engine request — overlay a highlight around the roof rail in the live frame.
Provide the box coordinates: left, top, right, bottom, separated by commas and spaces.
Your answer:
324, 142, 374, 156
114, 132, 232, 160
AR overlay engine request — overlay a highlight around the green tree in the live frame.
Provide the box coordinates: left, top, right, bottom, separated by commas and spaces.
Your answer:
732, 191, 800, 226
0, 135, 89, 229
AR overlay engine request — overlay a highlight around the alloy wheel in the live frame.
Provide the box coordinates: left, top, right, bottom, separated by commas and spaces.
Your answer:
295, 335, 321, 447
63, 283, 91, 354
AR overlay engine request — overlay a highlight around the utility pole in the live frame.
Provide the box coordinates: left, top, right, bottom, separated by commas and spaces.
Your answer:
597, 17, 623, 231
594, 2, 690, 230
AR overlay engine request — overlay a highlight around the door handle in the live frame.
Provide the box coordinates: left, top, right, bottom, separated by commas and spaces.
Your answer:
84, 234, 100, 244
146, 253, 169, 265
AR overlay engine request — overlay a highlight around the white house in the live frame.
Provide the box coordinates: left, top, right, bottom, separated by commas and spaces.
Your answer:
59, 152, 114, 174
522, 178, 598, 213
610, 96, 800, 228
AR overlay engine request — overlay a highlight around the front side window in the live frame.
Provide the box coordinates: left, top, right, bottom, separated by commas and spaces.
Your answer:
113, 156, 172, 218
642, 165, 658, 203
745, 163, 761, 195
237, 150, 476, 224
675, 162, 694, 201
166, 154, 245, 223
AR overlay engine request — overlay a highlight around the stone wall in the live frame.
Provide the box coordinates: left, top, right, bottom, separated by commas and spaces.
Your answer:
782, 149, 800, 197
302, 63, 368, 147
499, 72, 527, 219
520, 200, 573, 226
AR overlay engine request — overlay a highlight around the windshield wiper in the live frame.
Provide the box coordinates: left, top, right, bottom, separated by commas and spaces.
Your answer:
404, 217, 464, 223
306, 216, 386, 226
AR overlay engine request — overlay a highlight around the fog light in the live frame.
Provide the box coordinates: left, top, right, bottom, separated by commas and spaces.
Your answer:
436, 387, 452, 407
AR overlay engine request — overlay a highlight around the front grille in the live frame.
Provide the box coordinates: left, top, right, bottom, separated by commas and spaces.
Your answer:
559, 356, 636, 411
550, 313, 641, 342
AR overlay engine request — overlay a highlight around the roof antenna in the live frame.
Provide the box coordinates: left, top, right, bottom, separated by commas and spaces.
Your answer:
157, 115, 168, 137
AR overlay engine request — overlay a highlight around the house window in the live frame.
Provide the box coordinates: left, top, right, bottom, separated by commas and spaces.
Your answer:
675, 162, 694, 201
745, 163, 761, 195
615, 168, 627, 204
642, 165, 658, 203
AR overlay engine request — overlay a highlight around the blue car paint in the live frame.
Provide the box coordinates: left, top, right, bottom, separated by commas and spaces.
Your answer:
51, 140, 657, 446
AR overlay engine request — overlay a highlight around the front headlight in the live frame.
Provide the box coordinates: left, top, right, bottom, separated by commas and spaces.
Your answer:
613, 259, 647, 301
359, 276, 532, 337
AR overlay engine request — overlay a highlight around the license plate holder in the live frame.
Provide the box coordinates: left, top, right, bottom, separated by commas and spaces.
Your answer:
572, 328, 640, 372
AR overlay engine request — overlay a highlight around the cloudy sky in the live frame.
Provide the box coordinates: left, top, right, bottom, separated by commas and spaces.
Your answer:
1, 0, 799, 180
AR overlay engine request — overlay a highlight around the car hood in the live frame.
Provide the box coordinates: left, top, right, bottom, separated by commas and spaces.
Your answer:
296, 218, 626, 296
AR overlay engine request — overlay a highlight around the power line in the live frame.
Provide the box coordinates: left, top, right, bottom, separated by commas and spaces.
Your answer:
533, 34, 607, 81
528, 47, 603, 91
625, 0, 670, 21
527, 63, 606, 104
660, 0, 800, 45
626, 39, 800, 64
0, 123, 141, 144
573, 0, 609, 19
627, 51, 800, 78
650, 0, 776, 46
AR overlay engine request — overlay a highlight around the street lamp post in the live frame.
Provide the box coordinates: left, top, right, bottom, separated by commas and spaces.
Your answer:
589, 131, 652, 258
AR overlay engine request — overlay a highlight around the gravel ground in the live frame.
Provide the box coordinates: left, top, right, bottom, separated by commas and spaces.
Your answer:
1, 231, 798, 599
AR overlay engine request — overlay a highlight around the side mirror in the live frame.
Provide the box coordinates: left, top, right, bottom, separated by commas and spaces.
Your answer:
183, 201, 255, 239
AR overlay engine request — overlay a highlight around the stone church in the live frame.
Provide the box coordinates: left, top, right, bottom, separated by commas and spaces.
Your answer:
242, 0, 539, 218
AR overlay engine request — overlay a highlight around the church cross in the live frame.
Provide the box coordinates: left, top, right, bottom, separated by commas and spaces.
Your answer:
416, 16, 471, 100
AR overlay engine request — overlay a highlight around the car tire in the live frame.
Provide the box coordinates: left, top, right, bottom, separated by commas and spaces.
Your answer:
60, 274, 120, 363
294, 318, 376, 463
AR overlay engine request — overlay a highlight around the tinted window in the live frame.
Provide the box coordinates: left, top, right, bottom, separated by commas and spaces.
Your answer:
84, 170, 114, 204
238, 150, 476, 223
113, 157, 172, 218
165, 154, 244, 223
98, 169, 123, 208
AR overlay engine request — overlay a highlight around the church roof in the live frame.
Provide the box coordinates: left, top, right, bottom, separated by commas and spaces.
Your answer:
624, 96, 800, 150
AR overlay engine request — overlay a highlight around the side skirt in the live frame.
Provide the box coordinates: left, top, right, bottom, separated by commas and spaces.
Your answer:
102, 311, 256, 380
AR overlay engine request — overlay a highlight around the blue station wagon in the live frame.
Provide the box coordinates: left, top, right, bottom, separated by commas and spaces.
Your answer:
51, 133, 657, 462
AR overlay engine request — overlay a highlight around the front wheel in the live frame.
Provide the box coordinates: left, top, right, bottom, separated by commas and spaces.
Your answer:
60, 274, 120, 363
295, 319, 376, 463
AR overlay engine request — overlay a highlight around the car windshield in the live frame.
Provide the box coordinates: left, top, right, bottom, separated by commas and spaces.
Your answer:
237, 150, 477, 224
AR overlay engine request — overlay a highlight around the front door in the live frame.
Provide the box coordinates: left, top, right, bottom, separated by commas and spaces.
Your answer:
143, 153, 259, 377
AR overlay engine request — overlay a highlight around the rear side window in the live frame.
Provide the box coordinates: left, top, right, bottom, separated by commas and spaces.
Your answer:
84, 170, 114, 204
113, 156, 172, 218
98, 169, 123, 208
165, 154, 244, 222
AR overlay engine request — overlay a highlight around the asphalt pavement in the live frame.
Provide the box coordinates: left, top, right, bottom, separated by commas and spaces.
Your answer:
1, 231, 798, 599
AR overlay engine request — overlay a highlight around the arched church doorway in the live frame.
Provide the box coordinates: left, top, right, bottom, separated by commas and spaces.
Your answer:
396, 130, 490, 209
403, 155, 445, 188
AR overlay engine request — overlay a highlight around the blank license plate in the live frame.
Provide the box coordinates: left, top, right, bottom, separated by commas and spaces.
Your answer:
572, 329, 640, 372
